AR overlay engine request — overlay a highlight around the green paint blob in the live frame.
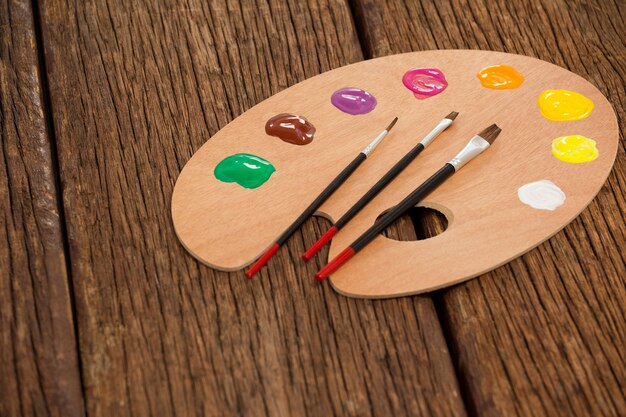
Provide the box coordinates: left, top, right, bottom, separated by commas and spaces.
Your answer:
214, 153, 276, 189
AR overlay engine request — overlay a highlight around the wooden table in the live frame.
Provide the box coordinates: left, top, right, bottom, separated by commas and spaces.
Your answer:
1, 1, 624, 416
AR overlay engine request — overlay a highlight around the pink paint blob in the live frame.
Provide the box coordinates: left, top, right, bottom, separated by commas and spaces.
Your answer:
402, 68, 448, 100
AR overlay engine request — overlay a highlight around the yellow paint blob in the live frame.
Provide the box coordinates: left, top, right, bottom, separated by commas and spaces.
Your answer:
551, 135, 599, 164
477, 65, 525, 89
538, 89, 594, 121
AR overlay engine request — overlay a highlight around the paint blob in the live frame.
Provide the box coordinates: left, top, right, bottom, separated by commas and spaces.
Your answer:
214, 153, 275, 189
477, 65, 524, 89
331, 87, 377, 115
538, 89, 594, 121
518, 180, 565, 211
265, 113, 315, 145
551, 135, 599, 164
402, 68, 448, 99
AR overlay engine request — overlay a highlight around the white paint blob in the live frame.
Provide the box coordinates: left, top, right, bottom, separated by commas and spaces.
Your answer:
517, 180, 565, 211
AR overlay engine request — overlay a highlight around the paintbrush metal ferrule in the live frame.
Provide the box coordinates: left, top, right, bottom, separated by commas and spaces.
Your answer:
420, 118, 454, 148
361, 117, 398, 156
448, 135, 491, 171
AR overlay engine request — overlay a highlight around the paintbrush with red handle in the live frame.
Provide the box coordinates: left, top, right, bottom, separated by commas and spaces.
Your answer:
315, 123, 501, 282
245, 117, 398, 278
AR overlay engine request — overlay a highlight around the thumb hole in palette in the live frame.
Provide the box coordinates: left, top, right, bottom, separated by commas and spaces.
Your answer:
378, 206, 449, 242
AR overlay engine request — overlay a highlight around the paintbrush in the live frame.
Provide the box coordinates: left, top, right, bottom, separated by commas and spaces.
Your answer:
315, 123, 502, 282
302, 111, 459, 261
245, 117, 399, 278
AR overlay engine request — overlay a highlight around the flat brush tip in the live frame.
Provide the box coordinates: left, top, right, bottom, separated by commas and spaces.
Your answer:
385, 117, 399, 132
446, 111, 459, 120
478, 123, 502, 144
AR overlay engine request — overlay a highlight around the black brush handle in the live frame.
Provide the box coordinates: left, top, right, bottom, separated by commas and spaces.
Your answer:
351, 163, 455, 252
276, 152, 367, 245
335, 143, 425, 229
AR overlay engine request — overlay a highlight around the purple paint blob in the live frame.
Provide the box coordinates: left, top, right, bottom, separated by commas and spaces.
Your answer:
402, 68, 448, 100
331, 87, 377, 115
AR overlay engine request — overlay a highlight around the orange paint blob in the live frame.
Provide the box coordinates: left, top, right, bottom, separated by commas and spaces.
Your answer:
477, 65, 525, 90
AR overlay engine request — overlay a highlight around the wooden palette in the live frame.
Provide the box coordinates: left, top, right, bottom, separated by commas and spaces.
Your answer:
171, 50, 618, 298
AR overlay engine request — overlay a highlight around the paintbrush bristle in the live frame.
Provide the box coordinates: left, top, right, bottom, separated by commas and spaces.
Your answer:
478, 124, 501, 144
446, 111, 459, 120
385, 117, 399, 132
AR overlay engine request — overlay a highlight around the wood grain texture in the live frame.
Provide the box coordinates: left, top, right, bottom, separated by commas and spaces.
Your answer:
38, 0, 465, 415
172, 49, 618, 297
0, 0, 83, 416
351, 0, 626, 415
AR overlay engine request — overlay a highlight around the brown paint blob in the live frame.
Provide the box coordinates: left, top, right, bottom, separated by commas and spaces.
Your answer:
265, 113, 316, 145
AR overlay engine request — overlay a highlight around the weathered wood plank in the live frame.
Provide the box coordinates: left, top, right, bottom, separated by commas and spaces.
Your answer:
351, 0, 626, 416
38, 0, 465, 415
0, 0, 83, 416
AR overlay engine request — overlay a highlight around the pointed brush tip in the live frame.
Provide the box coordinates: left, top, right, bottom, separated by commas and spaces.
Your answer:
386, 117, 399, 131
446, 111, 459, 120
478, 123, 502, 144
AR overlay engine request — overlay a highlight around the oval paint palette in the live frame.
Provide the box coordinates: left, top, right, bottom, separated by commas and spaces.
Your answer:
172, 50, 618, 299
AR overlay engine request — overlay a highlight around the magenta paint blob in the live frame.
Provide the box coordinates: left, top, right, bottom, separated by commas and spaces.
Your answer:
331, 87, 377, 115
402, 68, 448, 100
